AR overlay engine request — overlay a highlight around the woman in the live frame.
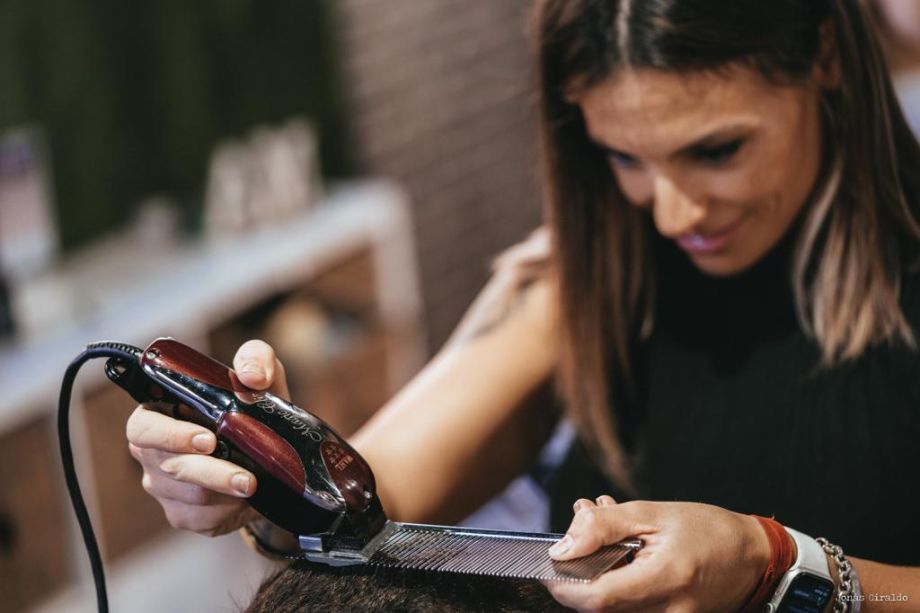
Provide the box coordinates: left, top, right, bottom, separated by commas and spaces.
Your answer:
126, 0, 920, 610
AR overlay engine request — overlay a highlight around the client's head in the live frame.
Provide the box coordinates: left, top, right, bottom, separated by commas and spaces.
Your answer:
245, 560, 571, 612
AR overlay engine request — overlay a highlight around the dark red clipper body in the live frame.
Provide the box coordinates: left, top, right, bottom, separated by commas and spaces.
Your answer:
109, 338, 384, 548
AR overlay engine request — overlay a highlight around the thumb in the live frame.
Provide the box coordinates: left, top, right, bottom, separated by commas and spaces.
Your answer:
548, 504, 639, 561
233, 339, 290, 398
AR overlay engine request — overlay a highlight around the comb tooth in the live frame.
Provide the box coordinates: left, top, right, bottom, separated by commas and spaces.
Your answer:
498, 540, 538, 578
462, 535, 497, 574
533, 554, 554, 579
421, 537, 453, 571
525, 546, 553, 578
445, 535, 477, 573
475, 537, 505, 575
479, 538, 508, 576
484, 543, 508, 576
501, 542, 531, 576
495, 551, 523, 576
397, 530, 432, 568
457, 535, 487, 574
522, 552, 549, 580
421, 533, 448, 572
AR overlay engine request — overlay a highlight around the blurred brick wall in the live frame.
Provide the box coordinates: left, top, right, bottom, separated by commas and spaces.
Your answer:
335, 0, 542, 352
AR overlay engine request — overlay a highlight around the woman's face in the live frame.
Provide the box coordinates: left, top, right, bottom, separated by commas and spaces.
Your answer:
577, 65, 825, 276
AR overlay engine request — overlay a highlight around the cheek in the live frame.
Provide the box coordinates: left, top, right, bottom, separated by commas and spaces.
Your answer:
698, 152, 791, 214
704, 167, 774, 208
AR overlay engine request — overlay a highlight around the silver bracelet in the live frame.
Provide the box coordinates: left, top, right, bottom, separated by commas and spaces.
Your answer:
816, 537, 860, 613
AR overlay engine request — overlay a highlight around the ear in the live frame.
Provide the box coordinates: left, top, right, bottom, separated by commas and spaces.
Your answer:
812, 19, 841, 91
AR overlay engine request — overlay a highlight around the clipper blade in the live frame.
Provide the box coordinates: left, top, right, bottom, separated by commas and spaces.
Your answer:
303, 522, 642, 582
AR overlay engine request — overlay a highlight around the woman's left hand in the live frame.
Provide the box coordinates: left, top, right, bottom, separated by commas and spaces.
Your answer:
544, 497, 771, 612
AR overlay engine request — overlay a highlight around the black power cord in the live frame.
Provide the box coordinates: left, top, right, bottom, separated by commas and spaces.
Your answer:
58, 341, 143, 613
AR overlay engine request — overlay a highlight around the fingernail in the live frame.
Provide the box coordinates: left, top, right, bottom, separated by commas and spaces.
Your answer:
192, 433, 214, 452
597, 495, 614, 506
548, 534, 572, 557
232, 473, 252, 496
573, 500, 586, 513
240, 361, 264, 378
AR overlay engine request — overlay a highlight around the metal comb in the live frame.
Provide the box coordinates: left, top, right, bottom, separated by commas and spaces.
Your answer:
300, 521, 642, 582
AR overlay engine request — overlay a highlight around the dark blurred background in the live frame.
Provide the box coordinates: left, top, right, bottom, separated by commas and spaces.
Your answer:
0, 0, 541, 352
0, 0, 353, 248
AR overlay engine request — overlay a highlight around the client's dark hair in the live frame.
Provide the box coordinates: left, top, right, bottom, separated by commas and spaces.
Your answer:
245, 560, 571, 613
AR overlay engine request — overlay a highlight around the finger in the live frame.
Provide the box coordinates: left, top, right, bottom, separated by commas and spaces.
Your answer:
158, 453, 257, 498
596, 494, 617, 507
544, 556, 667, 612
141, 471, 233, 506
549, 502, 652, 561
233, 339, 289, 396
129, 444, 176, 470
127, 406, 215, 453
554, 498, 598, 559
159, 499, 258, 536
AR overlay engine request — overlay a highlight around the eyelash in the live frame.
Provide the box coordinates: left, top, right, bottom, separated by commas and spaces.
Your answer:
694, 139, 744, 165
606, 139, 745, 169
607, 150, 639, 168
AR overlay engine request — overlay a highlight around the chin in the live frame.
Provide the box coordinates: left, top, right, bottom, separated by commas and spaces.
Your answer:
687, 250, 762, 277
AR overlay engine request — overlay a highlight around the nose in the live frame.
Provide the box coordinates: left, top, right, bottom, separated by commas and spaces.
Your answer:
651, 174, 706, 238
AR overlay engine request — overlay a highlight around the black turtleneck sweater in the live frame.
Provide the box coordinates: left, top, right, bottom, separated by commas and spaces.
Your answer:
547, 232, 920, 566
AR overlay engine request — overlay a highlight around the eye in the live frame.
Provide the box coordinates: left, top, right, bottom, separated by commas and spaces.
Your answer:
693, 139, 744, 165
607, 149, 641, 169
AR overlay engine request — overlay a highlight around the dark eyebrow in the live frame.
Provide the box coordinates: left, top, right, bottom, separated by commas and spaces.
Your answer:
595, 123, 755, 161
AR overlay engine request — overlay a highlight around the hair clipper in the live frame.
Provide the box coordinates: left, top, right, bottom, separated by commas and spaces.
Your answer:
105, 337, 385, 550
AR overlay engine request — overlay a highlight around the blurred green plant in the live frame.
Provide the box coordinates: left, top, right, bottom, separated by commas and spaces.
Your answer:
0, 0, 354, 250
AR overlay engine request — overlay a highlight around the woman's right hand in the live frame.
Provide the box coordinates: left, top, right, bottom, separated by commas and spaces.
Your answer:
126, 339, 290, 537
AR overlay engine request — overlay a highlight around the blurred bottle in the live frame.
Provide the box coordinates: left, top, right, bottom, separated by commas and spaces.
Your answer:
203, 118, 323, 239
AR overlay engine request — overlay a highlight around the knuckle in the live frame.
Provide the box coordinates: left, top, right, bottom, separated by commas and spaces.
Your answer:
136, 447, 163, 470
159, 457, 182, 478
163, 428, 179, 452
146, 448, 172, 468
577, 507, 602, 533
163, 503, 213, 534
141, 473, 155, 494
666, 600, 696, 613
162, 503, 188, 530
582, 593, 611, 613
629, 499, 656, 517
128, 443, 142, 461
671, 560, 697, 593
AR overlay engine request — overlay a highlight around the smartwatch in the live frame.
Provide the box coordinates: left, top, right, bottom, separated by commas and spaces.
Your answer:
765, 527, 835, 613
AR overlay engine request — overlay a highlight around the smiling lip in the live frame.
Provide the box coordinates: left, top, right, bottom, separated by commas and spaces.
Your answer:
675, 217, 746, 255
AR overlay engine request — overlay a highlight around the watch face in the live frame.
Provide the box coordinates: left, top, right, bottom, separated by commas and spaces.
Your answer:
777, 572, 835, 613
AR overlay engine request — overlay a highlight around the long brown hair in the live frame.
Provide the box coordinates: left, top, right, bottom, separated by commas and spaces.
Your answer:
532, 0, 920, 492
